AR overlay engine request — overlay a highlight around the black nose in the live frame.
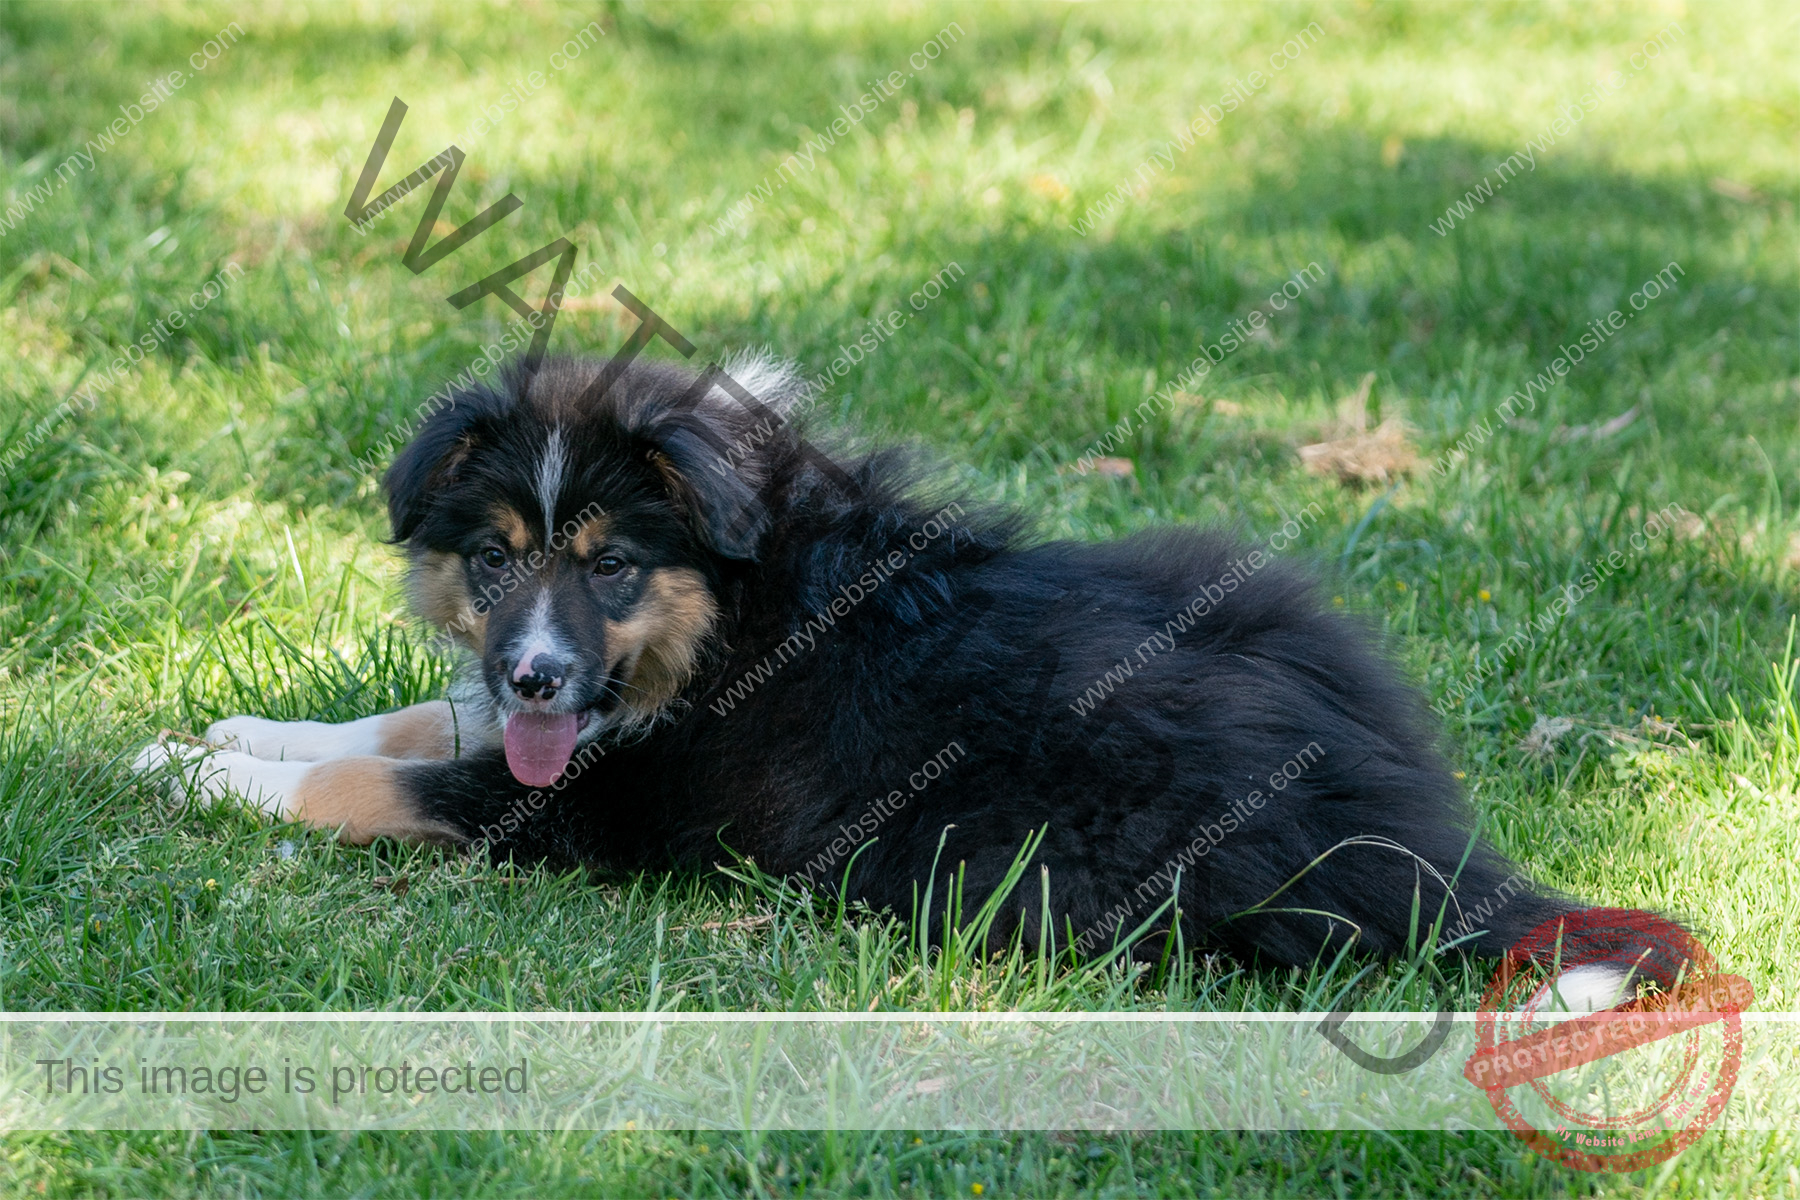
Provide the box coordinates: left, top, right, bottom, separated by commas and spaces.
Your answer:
510, 654, 567, 701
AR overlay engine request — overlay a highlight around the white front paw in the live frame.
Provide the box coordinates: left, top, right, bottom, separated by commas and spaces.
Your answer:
203, 715, 377, 761
131, 739, 309, 819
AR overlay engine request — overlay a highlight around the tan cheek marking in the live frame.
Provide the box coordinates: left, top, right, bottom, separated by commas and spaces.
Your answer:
291, 758, 462, 845
608, 567, 720, 711
570, 512, 614, 559
411, 551, 486, 649
375, 700, 461, 759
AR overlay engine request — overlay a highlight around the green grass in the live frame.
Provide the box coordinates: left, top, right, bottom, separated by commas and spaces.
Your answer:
2, 0, 1798, 1194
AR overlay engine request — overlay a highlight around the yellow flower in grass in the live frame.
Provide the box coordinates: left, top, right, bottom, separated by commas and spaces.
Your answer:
1478, 588, 1491, 602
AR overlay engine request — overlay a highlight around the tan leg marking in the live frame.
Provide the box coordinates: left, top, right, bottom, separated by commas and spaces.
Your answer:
290, 758, 463, 845
374, 700, 465, 759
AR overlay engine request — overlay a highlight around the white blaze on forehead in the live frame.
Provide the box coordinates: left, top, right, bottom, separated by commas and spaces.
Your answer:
535, 425, 568, 543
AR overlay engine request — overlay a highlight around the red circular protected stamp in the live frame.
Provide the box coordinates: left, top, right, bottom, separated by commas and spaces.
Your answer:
1463, 908, 1754, 1172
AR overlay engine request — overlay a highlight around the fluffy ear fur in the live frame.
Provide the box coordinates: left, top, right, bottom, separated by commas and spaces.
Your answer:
384, 352, 808, 555
384, 390, 503, 543
631, 354, 806, 560
639, 408, 771, 559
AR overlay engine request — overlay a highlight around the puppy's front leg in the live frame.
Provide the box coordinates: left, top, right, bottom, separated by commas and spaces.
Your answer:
132, 743, 466, 845
204, 700, 474, 762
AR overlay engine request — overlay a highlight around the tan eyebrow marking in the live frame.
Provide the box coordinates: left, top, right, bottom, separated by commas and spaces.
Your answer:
571, 511, 613, 558
491, 505, 531, 553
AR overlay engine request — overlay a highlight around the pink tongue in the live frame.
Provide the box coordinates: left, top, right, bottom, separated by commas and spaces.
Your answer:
503, 713, 581, 786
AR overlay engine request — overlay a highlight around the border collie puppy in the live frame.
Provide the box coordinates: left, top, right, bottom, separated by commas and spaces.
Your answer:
134, 353, 1632, 975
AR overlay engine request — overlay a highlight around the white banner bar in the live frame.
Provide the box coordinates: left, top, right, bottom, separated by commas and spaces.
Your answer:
3, 1013, 1794, 1131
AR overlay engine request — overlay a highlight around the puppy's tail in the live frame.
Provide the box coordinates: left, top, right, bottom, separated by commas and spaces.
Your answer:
1457, 889, 1703, 1014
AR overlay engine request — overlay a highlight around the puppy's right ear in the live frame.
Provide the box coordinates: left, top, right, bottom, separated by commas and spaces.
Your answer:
384, 395, 490, 543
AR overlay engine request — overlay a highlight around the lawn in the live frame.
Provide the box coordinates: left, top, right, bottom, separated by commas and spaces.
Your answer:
1, 0, 1797, 1195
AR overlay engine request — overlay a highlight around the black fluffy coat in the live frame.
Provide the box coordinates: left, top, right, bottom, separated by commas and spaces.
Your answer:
390, 356, 1586, 968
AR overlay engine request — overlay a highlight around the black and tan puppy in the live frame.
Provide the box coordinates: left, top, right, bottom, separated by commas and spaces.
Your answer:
134, 352, 1643, 987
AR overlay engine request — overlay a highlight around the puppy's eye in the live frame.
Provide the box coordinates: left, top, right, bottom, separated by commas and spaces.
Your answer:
479, 547, 508, 570
594, 555, 626, 577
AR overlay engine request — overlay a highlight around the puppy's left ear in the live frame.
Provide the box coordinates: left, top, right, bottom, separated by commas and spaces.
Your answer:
633, 356, 806, 560
642, 415, 772, 560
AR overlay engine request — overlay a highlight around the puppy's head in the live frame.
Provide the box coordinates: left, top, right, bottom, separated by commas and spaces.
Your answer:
383, 353, 798, 785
